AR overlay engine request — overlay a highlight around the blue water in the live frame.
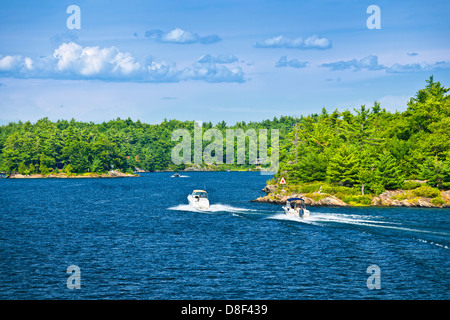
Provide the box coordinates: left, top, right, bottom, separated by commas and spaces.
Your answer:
1, 172, 449, 300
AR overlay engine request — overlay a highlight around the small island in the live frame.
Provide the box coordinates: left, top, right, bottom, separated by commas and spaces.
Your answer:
253, 77, 450, 209
6, 170, 137, 179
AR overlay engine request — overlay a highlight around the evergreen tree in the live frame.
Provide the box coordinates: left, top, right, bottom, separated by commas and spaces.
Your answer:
40, 164, 50, 175
326, 145, 359, 187
294, 152, 328, 182
406, 76, 450, 132
420, 156, 450, 189
374, 150, 404, 190
18, 162, 28, 175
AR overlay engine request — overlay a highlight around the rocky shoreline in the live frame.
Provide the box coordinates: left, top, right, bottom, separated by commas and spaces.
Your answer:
6, 170, 138, 179
252, 185, 450, 208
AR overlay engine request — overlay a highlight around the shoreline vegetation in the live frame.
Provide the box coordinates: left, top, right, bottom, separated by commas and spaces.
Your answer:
5, 170, 137, 178
251, 181, 450, 208
251, 77, 450, 209
1, 77, 449, 209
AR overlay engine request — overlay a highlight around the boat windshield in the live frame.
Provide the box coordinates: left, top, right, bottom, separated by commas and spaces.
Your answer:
193, 191, 208, 198
289, 200, 305, 209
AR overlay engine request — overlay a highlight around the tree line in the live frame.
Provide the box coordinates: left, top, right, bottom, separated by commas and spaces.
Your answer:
1, 77, 449, 193
0, 115, 294, 175
276, 77, 450, 193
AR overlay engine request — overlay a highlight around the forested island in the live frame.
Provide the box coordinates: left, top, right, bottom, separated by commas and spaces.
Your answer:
256, 77, 450, 208
1, 77, 449, 207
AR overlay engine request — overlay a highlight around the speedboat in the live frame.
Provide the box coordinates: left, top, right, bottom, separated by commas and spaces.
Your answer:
187, 190, 210, 210
282, 198, 310, 218
172, 173, 180, 177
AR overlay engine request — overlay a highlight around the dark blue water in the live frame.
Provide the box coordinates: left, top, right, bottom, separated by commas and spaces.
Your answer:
1, 172, 449, 299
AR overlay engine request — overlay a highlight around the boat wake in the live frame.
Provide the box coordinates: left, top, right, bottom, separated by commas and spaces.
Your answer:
266, 213, 321, 225
268, 211, 450, 239
168, 204, 257, 214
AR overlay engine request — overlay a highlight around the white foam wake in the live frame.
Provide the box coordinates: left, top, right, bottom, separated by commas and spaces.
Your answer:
266, 213, 321, 225
268, 211, 450, 237
168, 204, 256, 214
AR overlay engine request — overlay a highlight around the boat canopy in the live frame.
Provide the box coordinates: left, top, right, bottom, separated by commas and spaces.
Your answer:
287, 198, 304, 202
193, 190, 207, 193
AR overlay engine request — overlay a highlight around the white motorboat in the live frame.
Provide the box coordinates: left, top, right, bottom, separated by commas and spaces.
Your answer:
282, 198, 310, 218
187, 190, 210, 210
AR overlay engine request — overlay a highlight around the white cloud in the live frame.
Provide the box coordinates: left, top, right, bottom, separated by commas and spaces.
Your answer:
321, 55, 385, 71
197, 54, 238, 64
0, 43, 245, 83
275, 56, 309, 68
386, 61, 450, 73
52, 42, 142, 78
255, 34, 331, 49
112, 52, 142, 75
181, 55, 245, 83
321, 55, 450, 73
145, 28, 221, 44
0, 55, 34, 75
147, 61, 180, 82
0, 55, 22, 71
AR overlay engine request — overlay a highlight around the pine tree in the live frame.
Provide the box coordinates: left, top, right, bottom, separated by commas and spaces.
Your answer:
420, 156, 450, 189
294, 152, 328, 182
374, 150, 404, 190
343, 105, 384, 152
326, 145, 359, 187
18, 162, 28, 175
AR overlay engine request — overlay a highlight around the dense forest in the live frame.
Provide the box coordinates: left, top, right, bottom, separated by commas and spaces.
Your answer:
0, 113, 292, 175
1, 77, 449, 196
274, 76, 450, 195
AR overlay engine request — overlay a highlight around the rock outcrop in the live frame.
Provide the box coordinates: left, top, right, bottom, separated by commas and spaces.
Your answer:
252, 191, 348, 207
254, 184, 450, 208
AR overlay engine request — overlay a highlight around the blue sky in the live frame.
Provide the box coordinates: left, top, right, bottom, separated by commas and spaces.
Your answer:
1, 0, 449, 125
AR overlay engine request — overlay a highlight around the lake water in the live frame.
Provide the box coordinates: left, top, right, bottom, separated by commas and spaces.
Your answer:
1, 172, 449, 300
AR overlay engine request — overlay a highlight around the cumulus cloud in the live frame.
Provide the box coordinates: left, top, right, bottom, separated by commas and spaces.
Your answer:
386, 61, 450, 73
0, 42, 245, 83
197, 54, 238, 64
275, 56, 309, 68
321, 55, 450, 74
255, 34, 331, 49
146, 60, 180, 82
145, 28, 221, 44
52, 42, 143, 79
0, 55, 34, 76
321, 55, 385, 71
181, 55, 245, 83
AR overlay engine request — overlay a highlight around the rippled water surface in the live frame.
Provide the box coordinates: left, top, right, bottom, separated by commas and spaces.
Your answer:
1, 172, 449, 299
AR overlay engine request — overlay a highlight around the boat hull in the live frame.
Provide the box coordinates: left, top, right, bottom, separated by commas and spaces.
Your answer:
187, 195, 210, 210
282, 206, 310, 219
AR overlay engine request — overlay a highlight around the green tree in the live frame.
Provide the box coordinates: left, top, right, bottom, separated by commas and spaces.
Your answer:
294, 152, 328, 182
326, 145, 359, 187
18, 162, 28, 175
40, 164, 50, 175
406, 76, 450, 133
374, 151, 404, 190
64, 164, 73, 175
420, 156, 450, 189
